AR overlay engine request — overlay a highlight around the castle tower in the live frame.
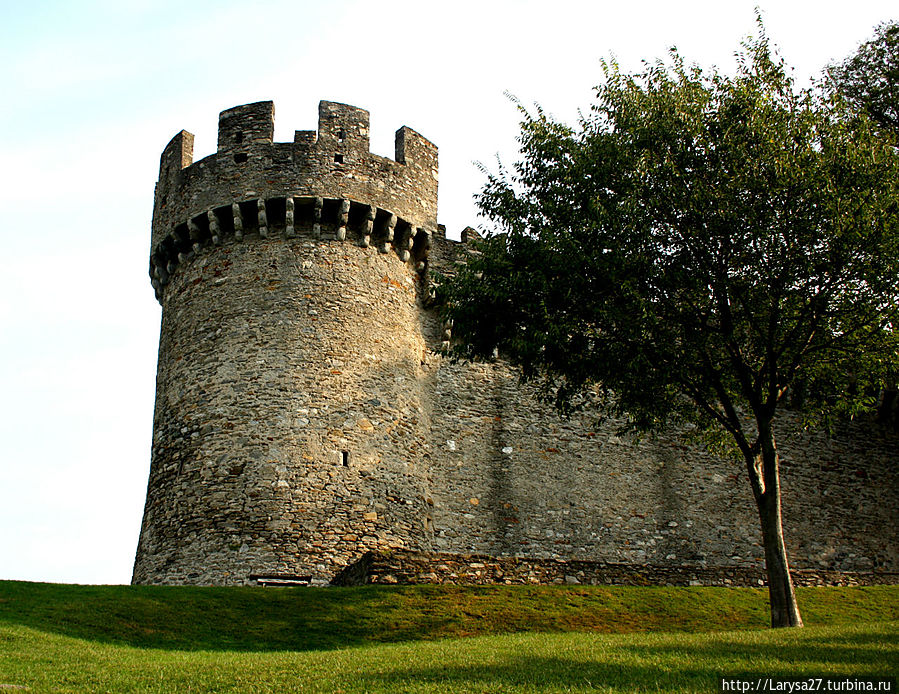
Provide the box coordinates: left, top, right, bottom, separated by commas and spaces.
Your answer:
133, 101, 439, 585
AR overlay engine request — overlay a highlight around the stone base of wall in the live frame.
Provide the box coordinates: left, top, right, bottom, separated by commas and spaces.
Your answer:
330, 550, 899, 588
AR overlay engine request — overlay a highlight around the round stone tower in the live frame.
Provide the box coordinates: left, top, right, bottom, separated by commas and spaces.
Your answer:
133, 101, 439, 585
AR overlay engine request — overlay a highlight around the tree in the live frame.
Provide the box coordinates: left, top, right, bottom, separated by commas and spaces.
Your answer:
439, 29, 899, 628
828, 19, 899, 426
827, 20, 899, 139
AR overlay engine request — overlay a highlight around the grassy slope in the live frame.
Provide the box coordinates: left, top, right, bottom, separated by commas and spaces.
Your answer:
0, 582, 896, 692
2, 581, 897, 651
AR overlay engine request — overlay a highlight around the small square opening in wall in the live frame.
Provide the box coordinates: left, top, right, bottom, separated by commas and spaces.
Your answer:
234, 152, 248, 164
334, 153, 344, 164
342, 451, 350, 467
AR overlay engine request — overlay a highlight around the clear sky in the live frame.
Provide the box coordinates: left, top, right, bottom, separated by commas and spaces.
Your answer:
0, 0, 894, 585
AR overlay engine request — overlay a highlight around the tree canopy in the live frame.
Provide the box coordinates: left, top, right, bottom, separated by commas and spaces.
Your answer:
827, 20, 899, 139
440, 27, 899, 628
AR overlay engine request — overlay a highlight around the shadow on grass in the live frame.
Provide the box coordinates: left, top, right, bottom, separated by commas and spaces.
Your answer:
358, 631, 896, 692
359, 656, 715, 692
0, 580, 463, 652
618, 633, 895, 668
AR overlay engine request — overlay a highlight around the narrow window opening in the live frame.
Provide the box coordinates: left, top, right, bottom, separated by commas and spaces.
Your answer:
337, 129, 346, 141
234, 132, 244, 144
342, 451, 350, 467
234, 152, 248, 164
334, 153, 344, 164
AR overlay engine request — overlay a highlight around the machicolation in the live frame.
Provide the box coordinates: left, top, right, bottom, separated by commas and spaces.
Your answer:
133, 100, 899, 587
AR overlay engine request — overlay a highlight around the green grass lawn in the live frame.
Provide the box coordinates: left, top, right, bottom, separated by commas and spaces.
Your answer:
0, 581, 896, 692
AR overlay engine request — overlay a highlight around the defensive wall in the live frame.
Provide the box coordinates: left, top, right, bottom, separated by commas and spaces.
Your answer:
133, 101, 899, 586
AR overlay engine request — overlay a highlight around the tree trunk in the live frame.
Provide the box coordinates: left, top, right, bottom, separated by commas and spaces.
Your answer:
755, 488, 803, 627
877, 388, 897, 428
747, 423, 803, 628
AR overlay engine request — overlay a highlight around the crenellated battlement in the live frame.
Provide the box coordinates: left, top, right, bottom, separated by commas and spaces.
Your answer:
151, 100, 438, 299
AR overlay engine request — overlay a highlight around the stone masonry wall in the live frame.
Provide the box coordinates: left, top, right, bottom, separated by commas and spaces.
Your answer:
332, 550, 899, 587
133, 235, 436, 585
422, 358, 898, 573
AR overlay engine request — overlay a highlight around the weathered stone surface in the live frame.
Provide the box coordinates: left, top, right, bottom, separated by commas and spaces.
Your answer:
133, 101, 899, 587
331, 550, 899, 588
419, 350, 899, 574
151, 100, 437, 257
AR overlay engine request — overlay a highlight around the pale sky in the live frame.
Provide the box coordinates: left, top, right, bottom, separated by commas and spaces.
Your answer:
0, 0, 893, 585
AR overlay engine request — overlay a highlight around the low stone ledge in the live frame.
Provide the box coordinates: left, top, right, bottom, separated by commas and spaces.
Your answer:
249, 573, 313, 587
330, 550, 899, 588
